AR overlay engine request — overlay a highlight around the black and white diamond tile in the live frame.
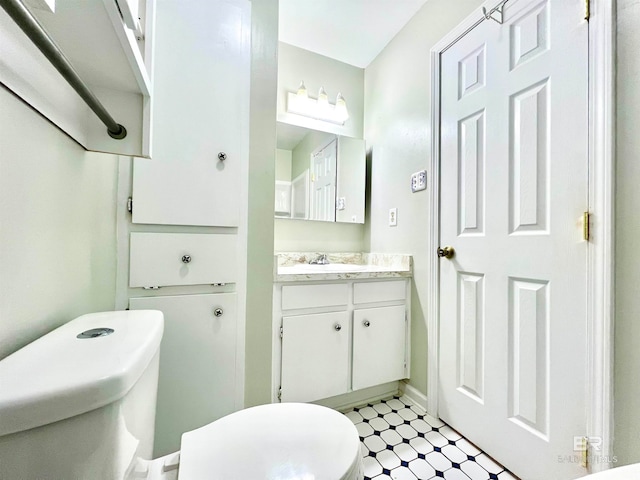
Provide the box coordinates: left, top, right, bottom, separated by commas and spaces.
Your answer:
345, 396, 520, 480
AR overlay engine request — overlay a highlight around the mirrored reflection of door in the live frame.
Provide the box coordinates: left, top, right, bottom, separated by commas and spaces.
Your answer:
310, 139, 337, 221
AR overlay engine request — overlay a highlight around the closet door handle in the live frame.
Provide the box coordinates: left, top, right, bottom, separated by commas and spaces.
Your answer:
182, 255, 192, 264
334, 324, 342, 331
363, 320, 371, 327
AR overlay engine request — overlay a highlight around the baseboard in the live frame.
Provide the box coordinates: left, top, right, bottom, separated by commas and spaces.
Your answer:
399, 381, 428, 413
313, 382, 401, 412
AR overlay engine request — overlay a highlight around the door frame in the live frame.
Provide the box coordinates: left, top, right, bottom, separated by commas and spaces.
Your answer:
426, 0, 615, 472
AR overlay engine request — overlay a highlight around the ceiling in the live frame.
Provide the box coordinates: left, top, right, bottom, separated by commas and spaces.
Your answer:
278, 0, 429, 68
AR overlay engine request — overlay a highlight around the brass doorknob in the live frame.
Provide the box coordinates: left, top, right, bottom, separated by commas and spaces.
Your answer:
437, 246, 455, 259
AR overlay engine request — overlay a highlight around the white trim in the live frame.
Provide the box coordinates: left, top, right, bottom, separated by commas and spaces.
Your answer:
315, 382, 401, 413
427, 0, 615, 471
586, 0, 616, 472
400, 381, 428, 413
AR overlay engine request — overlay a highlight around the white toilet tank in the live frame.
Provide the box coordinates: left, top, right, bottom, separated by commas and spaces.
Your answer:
0, 310, 164, 480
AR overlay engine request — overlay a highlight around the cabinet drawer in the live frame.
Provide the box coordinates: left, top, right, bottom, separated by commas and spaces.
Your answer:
353, 280, 406, 304
129, 233, 237, 287
282, 283, 348, 310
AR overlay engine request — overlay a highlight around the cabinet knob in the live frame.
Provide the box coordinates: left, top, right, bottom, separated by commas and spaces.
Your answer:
213, 308, 224, 317
218, 152, 227, 161
181, 255, 192, 264
363, 320, 371, 327
334, 323, 342, 331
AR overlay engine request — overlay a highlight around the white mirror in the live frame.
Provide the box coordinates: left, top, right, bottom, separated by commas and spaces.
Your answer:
275, 122, 365, 223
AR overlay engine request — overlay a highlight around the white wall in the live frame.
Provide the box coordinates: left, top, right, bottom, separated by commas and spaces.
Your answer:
364, 0, 484, 396
614, 0, 640, 466
244, 0, 279, 407
275, 148, 292, 181
0, 87, 118, 360
274, 219, 364, 252
277, 42, 364, 139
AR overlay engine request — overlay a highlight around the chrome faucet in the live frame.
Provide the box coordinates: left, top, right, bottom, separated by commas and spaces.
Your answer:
309, 254, 330, 265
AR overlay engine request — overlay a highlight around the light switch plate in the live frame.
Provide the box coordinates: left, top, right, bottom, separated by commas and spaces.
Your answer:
411, 170, 427, 193
389, 208, 397, 227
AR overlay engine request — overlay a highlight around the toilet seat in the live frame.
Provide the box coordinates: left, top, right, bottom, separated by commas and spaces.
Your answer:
177, 403, 363, 480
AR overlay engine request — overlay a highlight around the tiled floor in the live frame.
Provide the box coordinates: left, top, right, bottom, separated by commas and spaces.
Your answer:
344, 396, 519, 480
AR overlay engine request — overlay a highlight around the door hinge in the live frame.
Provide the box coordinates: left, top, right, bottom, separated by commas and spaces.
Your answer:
127, 197, 133, 213
584, 0, 590, 21
277, 387, 282, 401
280, 326, 283, 339
583, 211, 591, 241
578, 436, 589, 468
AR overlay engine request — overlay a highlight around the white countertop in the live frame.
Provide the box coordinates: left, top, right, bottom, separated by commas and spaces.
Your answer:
274, 252, 412, 282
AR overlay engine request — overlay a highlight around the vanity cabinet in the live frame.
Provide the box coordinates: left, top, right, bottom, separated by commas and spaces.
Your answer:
129, 293, 238, 457
274, 278, 410, 404
131, 0, 250, 226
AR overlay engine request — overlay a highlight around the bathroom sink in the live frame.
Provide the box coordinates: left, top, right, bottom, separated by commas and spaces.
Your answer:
278, 263, 369, 274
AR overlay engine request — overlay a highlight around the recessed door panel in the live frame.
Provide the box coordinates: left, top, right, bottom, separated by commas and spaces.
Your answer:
508, 277, 549, 437
457, 272, 485, 402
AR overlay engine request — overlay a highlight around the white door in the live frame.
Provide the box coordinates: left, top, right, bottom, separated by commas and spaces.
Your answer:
280, 311, 349, 403
353, 306, 406, 391
438, 1, 588, 479
310, 138, 337, 221
131, 0, 250, 227
129, 293, 237, 457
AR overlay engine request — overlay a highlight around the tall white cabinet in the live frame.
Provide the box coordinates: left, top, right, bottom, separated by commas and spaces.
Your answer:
121, 0, 251, 457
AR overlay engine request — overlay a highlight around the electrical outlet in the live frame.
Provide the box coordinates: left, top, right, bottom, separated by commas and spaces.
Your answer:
411, 170, 427, 193
389, 208, 397, 227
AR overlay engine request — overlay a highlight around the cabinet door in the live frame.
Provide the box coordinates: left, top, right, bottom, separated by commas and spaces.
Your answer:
281, 311, 349, 403
353, 305, 406, 391
129, 293, 237, 457
131, 0, 250, 226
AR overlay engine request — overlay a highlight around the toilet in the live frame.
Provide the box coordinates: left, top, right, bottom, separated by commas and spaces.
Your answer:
0, 311, 363, 480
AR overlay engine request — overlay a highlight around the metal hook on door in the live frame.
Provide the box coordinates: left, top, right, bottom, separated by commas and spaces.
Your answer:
482, 0, 508, 24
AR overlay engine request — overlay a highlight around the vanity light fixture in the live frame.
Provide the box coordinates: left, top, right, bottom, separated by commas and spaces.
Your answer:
287, 81, 349, 125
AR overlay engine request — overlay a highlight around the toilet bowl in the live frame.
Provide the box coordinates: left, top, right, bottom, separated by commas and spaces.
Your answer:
0, 311, 363, 480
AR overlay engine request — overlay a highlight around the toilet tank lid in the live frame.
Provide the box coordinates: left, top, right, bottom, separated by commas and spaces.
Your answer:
0, 310, 164, 437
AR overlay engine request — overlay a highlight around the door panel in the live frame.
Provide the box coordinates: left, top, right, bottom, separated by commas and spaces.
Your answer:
352, 305, 406, 391
131, 0, 249, 226
280, 311, 349, 403
129, 293, 237, 457
438, 1, 588, 478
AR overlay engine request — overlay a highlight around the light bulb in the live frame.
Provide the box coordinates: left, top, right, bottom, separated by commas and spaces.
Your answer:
296, 81, 308, 99
317, 87, 329, 109
335, 93, 349, 122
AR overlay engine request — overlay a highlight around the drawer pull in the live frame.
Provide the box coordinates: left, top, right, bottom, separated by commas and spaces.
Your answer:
334, 323, 342, 331
218, 152, 227, 161
181, 255, 192, 264
363, 320, 371, 327
213, 308, 224, 317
